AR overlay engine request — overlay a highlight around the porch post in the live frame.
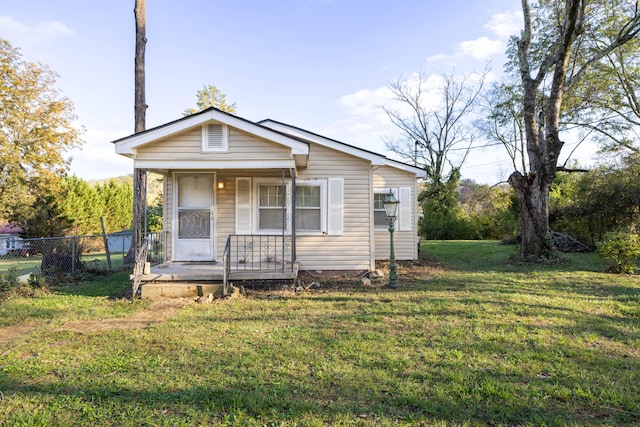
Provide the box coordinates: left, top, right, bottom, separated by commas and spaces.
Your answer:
281, 169, 286, 273
133, 167, 147, 255
290, 168, 296, 267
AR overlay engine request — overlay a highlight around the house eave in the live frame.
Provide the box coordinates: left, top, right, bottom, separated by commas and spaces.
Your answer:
259, 119, 425, 178
113, 109, 310, 156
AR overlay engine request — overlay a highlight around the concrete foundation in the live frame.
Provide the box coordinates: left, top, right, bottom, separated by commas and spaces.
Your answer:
140, 282, 224, 299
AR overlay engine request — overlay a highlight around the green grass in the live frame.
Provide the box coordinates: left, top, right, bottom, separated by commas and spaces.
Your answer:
0, 252, 128, 276
0, 241, 639, 426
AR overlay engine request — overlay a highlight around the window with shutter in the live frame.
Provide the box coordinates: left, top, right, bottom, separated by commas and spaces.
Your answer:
202, 123, 228, 152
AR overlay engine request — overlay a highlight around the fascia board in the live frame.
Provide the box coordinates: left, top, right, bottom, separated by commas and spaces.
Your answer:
114, 110, 309, 155
259, 120, 386, 165
133, 159, 297, 170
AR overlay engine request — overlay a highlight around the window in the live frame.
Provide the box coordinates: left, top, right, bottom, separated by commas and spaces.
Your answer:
373, 192, 388, 228
295, 185, 322, 231
258, 184, 287, 231
202, 123, 228, 152
251, 178, 340, 235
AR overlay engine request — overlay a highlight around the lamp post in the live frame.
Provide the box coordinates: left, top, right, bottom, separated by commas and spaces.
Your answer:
383, 189, 399, 288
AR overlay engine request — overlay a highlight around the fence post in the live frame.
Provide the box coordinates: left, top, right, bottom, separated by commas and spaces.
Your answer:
71, 236, 76, 273
100, 217, 112, 270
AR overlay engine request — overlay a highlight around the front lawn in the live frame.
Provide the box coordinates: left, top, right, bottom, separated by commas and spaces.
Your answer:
0, 241, 638, 426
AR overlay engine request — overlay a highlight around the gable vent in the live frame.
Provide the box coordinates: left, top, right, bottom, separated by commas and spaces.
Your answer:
203, 123, 227, 151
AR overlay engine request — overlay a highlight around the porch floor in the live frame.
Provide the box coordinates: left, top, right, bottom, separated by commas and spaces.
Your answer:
138, 261, 299, 282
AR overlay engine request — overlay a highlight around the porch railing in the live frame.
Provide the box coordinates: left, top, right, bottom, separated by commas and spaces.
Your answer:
223, 237, 231, 295
226, 234, 295, 273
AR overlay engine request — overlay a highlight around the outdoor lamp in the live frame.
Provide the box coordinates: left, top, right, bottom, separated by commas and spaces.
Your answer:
382, 189, 399, 288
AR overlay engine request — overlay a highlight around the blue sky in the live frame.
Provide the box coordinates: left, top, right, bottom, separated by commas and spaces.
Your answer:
0, 0, 582, 184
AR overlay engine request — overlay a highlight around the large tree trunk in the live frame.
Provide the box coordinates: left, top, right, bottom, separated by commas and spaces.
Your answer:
134, 0, 147, 134
509, 171, 553, 260
127, 0, 147, 265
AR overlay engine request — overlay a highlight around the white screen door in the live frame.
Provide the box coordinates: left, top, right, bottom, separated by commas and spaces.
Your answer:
174, 173, 215, 261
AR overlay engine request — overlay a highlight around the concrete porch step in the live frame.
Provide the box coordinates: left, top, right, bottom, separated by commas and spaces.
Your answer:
140, 282, 224, 299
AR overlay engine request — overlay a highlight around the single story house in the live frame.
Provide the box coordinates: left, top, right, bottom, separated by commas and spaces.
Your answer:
0, 224, 24, 257
113, 107, 425, 288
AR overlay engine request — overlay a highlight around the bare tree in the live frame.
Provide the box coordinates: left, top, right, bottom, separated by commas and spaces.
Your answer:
383, 69, 487, 192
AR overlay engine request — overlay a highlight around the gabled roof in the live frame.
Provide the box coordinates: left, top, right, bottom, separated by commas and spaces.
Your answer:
112, 107, 310, 157
259, 119, 426, 178
111, 107, 426, 178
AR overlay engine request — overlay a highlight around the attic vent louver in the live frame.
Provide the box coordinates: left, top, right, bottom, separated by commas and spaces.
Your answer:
203, 123, 227, 152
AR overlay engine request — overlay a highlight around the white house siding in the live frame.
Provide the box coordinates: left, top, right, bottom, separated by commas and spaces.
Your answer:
135, 127, 292, 161
373, 167, 418, 260
294, 144, 373, 272
148, 126, 416, 270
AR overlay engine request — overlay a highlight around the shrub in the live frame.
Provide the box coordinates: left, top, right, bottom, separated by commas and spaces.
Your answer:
595, 232, 640, 273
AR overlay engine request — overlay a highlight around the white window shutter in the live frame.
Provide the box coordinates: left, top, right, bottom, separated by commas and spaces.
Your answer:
204, 124, 227, 151
236, 178, 251, 234
398, 186, 412, 231
327, 178, 343, 235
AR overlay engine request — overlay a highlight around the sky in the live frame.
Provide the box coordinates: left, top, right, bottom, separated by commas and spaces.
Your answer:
0, 0, 600, 184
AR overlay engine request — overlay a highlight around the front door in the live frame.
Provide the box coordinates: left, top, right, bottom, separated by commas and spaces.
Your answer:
174, 173, 215, 261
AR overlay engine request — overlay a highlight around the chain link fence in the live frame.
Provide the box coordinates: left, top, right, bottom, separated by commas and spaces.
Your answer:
0, 232, 167, 278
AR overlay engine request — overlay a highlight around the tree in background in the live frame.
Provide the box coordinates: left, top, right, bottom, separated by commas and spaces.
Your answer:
183, 84, 237, 116
57, 176, 103, 236
18, 194, 74, 238
550, 153, 640, 247
0, 39, 82, 224
459, 180, 519, 240
17, 176, 134, 238
384, 69, 486, 239
96, 180, 133, 233
501, 0, 640, 260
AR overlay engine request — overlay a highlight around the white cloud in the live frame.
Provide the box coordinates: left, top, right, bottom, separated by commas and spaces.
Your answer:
338, 86, 394, 116
457, 36, 503, 60
67, 126, 133, 180
485, 11, 523, 39
0, 15, 74, 47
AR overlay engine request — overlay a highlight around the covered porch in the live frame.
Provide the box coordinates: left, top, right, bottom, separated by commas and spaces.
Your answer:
134, 233, 299, 299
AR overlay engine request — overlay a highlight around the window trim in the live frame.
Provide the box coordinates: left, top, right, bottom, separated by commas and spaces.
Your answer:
252, 178, 329, 236
373, 188, 391, 230
253, 178, 291, 235
295, 179, 327, 235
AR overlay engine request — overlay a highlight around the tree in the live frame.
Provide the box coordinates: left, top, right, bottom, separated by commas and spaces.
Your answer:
183, 84, 237, 116
96, 179, 133, 233
551, 154, 640, 246
504, 0, 640, 260
383, 69, 486, 239
131, 0, 147, 264
0, 39, 82, 224
57, 175, 104, 236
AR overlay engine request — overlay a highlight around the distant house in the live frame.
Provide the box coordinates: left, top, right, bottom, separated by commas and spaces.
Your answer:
0, 224, 24, 257
106, 230, 133, 254
113, 107, 425, 288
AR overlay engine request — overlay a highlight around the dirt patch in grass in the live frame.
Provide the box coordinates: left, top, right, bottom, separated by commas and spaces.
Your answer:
0, 298, 195, 345
0, 324, 39, 347
55, 297, 195, 332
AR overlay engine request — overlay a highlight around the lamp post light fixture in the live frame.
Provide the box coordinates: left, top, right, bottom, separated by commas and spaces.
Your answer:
383, 189, 400, 288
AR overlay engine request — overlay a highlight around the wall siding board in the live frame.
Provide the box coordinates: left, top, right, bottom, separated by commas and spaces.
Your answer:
372, 167, 418, 260
136, 127, 292, 160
